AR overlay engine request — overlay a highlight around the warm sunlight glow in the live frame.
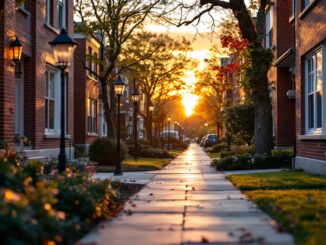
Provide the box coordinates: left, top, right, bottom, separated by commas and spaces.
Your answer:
182, 94, 199, 117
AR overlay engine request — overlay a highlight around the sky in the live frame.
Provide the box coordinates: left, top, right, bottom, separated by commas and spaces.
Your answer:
145, 23, 216, 117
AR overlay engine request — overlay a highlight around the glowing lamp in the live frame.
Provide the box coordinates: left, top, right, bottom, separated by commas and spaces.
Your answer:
131, 87, 141, 103
148, 101, 155, 112
10, 36, 23, 65
113, 76, 126, 95
49, 29, 78, 68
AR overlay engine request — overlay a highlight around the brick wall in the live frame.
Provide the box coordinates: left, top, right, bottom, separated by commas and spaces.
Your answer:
268, 0, 295, 147
0, 0, 75, 152
74, 37, 100, 146
0, 0, 16, 142
295, 0, 326, 160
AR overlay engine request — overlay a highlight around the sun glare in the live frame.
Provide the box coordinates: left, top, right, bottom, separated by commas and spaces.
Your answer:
182, 94, 199, 117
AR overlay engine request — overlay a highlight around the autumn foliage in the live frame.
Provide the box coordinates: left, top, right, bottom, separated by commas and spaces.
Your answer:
211, 35, 249, 92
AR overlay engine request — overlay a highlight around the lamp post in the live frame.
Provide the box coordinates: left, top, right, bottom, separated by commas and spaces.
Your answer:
178, 123, 181, 141
131, 83, 141, 160
113, 76, 126, 176
49, 29, 77, 172
148, 101, 155, 145
167, 116, 171, 150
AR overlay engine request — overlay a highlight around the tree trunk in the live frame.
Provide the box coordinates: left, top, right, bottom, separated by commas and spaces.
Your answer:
251, 52, 273, 154
100, 79, 115, 139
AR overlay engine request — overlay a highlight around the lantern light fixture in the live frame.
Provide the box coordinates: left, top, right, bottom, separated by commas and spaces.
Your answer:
131, 87, 141, 103
113, 76, 126, 95
149, 101, 155, 112
49, 29, 78, 68
10, 36, 23, 65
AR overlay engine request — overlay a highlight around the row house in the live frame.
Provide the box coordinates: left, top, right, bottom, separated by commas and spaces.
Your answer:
0, 0, 75, 160
73, 32, 146, 152
269, 0, 326, 175
266, 0, 295, 148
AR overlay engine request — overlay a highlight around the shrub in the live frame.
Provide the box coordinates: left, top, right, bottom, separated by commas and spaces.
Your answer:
0, 144, 134, 244
212, 150, 293, 171
220, 151, 234, 158
89, 137, 127, 166
224, 104, 255, 146
210, 143, 228, 153
128, 146, 173, 159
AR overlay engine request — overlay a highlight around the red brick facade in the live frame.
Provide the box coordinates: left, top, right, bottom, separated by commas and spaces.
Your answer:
295, 0, 326, 162
73, 35, 101, 149
268, 0, 295, 148
0, 0, 75, 159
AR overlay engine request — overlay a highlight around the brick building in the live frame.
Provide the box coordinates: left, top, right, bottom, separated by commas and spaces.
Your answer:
73, 33, 107, 153
266, 0, 296, 148
72, 34, 147, 152
294, 0, 326, 174
0, 0, 75, 160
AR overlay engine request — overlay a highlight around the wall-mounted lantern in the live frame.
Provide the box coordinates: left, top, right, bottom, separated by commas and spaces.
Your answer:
287, 89, 296, 100
10, 36, 23, 65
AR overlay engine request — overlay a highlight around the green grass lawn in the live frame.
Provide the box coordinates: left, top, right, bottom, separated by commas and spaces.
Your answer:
228, 171, 326, 245
96, 158, 171, 172
207, 152, 220, 159
168, 149, 184, 158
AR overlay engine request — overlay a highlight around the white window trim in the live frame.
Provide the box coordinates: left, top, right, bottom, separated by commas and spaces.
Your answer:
45, 66, 65, 136
305, 46, 326, 135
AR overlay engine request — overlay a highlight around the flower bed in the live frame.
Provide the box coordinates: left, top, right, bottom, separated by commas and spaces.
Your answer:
0, 144, 142, 244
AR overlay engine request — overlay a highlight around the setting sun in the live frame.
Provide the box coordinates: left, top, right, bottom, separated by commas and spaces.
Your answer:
182, 93, 199, 117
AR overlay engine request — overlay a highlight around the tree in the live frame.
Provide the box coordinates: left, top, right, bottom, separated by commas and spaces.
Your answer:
225, 104, 255, 146
175, 0, 274, 154
74, 0, 167, 138
124, 31, 193, 140
195, 35, 249, 139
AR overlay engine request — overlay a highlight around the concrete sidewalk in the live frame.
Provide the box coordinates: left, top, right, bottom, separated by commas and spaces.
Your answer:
79, 144, 294, 245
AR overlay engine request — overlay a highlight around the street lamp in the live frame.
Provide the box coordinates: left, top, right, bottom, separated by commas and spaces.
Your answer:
167, 116, 171, 150
131, 84, 141, 159
49, 29, 77, 172
113, 76, 126, 175
148, 101, 155, 145
10, 36, 23, 65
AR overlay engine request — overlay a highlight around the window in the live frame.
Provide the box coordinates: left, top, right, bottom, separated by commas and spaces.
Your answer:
88, 98, 97, 134
45, 69, 57, 131
265, 6, 273, 48
93, 52, 98, 77
45, 67, 67, 135
87, 47, 92, 77
58, 0, 65, 29
45, 0, 53, 26
305, 48, 324, 133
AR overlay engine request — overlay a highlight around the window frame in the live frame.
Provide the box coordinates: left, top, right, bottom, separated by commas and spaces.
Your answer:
45, 67, 60, 135
305, 46, 326, 135
57, 0, 66, 29
45, 0, 53, 26
87, 98, 98, 134
44, 66, 67, 136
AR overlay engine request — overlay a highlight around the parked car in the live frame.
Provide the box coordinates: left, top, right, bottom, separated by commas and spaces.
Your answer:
200, 136, 207, 146
160, 131, 179, 140
203, 134, 218, 147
